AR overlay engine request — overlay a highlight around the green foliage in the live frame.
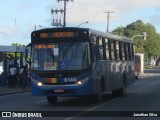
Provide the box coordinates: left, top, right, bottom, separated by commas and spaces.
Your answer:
112, 20, 160, 59
6, 43, 25, 60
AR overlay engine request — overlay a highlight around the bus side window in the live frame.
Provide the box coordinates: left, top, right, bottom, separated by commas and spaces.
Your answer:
119, 41, 122, 60
124, 43, 129, 60
108, 39, 112, 60
110, 40, 115, 60
98, 37, 105, 60
91, 35, 97, 63
105, 38, 109, 60
128, 43, 131, 61
113, 41, 117, 60
121, 42, 125, 60
129, 44, 134, 61
131, 44, 134, 60
114, 41, 120, 60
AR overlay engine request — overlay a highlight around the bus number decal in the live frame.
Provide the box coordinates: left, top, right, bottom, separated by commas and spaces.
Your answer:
64, 78, 77, 83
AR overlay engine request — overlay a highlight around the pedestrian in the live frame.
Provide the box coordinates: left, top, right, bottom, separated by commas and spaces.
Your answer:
22, 65, 28, 90
19, 66, 24, 87
7, 64, 12, 87
9, 64, 17, 88
15, 63, 20, 85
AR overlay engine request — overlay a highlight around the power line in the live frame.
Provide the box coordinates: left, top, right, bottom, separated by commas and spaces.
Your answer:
0, 8, 33, 29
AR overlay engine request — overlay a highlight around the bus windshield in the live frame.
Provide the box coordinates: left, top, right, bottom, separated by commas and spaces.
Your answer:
31, 42, 90, 71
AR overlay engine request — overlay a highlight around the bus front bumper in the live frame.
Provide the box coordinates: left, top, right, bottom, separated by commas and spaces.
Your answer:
31, 81, 92, 97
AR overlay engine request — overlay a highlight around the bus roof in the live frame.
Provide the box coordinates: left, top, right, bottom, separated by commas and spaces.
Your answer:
32, 27, 133, 43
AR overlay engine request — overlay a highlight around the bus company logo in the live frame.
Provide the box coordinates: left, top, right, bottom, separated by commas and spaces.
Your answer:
2, 112, 11, 117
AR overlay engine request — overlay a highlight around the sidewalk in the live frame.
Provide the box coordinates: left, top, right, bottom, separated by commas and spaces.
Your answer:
0, 84, 30, 96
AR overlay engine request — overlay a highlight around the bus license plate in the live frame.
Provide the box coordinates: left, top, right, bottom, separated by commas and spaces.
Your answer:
54, 89, 64, 93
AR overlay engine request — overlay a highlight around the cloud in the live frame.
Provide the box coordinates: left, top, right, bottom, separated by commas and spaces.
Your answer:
65, 0, 160, 25
150, 15, 160, 25
18, 0, 32, 11
0, 27, 16, 37
0, 26, 31, 45
0, 27, 18, 45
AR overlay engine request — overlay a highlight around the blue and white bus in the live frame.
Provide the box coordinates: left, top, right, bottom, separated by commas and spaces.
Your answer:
25, 27, 135, 104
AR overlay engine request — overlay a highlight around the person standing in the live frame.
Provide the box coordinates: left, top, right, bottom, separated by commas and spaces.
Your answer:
8, 64, 12, 87
22, 65, 28, 90
9, 64, 17, 88
19, 66, 24, 87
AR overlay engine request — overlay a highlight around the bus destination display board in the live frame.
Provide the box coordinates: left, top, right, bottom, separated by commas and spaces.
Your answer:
40, 31, 79, 39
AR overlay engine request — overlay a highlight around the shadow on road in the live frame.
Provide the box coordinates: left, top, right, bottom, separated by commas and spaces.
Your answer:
41, 93, 114, 108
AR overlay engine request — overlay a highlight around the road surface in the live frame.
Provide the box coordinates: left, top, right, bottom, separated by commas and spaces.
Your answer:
1, 71, 160, 120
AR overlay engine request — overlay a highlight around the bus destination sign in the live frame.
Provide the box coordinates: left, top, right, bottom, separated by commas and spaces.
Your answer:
40, 31, 79, 39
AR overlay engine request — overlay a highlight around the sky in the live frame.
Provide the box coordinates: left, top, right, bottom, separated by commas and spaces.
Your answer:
0, 0, 160, 45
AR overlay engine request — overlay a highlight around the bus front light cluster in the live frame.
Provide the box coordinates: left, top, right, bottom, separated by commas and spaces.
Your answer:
37, 82, 43, 86
76, 76, 90, 85
31, 77, 44, 87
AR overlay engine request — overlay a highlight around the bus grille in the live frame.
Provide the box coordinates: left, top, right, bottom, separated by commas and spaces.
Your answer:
39, 72, 80, 78
42, 82, 76, 85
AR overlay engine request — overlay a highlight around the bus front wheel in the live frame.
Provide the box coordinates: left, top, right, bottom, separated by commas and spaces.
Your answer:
93, 80, 103, 103
47, 96, 58, 104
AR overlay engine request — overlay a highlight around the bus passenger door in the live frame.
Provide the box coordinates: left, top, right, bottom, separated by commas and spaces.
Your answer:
91, 36, 101, 94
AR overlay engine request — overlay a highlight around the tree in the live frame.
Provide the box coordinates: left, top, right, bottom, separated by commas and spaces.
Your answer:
112, 20, 160, 65
6, 43, 25, 60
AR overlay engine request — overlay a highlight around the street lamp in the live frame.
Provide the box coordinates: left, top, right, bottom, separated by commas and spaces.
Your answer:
132, 32, 147, 74
34, 25, 47, 30
77, 21, 89, 27
131, 32, 147, 40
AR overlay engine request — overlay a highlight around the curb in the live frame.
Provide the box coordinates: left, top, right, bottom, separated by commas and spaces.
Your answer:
0, 90, 31, 96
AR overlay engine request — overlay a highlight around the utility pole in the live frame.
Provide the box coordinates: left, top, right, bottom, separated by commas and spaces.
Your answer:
52, 0, 73, 27
104, 11, 114, 33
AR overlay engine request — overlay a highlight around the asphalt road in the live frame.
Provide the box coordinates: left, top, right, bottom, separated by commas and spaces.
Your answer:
1, 70, 160, 120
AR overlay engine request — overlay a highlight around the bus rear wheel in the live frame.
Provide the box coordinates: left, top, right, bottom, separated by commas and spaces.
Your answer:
47, 96, 58, 104
112, 80, 126, 97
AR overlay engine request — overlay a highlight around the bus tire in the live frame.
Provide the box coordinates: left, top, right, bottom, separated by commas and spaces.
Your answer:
119, 79, 126, 97
47, 96, 58, 104
112, 80, 126, 97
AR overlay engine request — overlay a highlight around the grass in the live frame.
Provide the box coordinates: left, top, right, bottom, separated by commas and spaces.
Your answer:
144, 66, 160, 69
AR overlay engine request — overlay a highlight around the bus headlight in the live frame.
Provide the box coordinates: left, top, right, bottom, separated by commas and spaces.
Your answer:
31, 77, 44, 87
37, 82, 43, 86
77, 81, 82, 85
76, 76, 90, 85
